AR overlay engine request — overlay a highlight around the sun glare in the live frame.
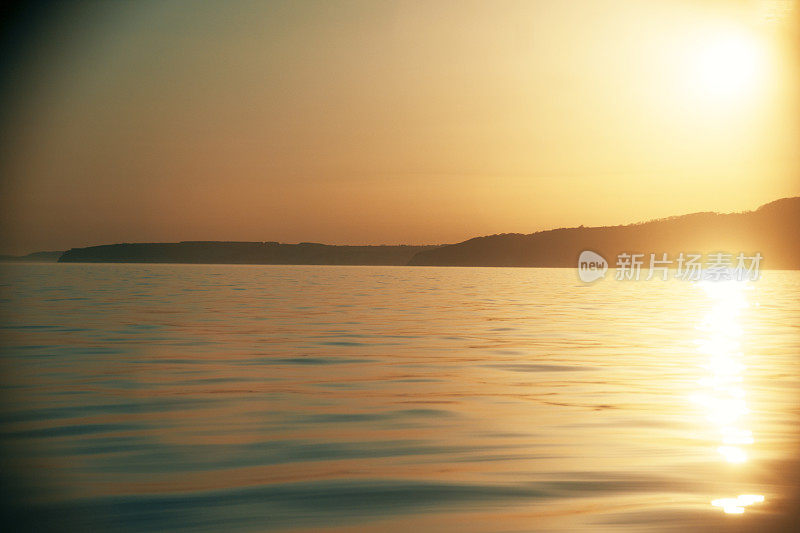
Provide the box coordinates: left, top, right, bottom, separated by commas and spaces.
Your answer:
694, 32, 764, 99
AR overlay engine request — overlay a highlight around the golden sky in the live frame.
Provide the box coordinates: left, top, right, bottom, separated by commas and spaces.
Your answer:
1, 0, 798, 254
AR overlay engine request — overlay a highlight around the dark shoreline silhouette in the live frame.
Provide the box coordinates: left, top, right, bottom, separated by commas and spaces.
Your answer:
0, 251, 64, 262
409, 197, 800, 270
58, 242, 437, 266
40, 196, 800, 269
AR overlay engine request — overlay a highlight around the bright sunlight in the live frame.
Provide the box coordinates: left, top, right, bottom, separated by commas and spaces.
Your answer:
693, 31, 764, 99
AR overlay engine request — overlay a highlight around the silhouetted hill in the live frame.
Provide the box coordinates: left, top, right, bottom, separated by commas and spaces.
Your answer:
58, 242, 437, 265
47, 197, 800, 269
408, 197, 800, 269
0, 251, 64, 262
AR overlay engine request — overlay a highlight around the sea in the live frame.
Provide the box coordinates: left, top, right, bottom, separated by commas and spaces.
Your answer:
1, 263, 798, 532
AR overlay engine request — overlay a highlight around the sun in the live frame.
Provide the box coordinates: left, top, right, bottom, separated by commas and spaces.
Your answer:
693, 32, 764, 99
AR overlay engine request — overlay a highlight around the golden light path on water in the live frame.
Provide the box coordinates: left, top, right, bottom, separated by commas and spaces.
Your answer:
692, 279, 764, 515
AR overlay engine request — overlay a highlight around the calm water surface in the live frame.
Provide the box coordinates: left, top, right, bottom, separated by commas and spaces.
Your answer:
1, 264, 798, 532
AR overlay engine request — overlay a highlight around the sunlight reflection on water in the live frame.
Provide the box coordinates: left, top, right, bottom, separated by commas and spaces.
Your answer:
694, 280, 764, 513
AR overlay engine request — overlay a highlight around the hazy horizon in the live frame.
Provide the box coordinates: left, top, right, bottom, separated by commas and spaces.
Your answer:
4, 193, 798, 255
1, 0, 798, 255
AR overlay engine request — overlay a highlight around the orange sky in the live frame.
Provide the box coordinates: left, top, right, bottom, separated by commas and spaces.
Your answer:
1, 0, 798, 254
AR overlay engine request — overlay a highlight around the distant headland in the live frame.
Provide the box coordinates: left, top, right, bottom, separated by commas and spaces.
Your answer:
0, 251, 64, 263
3, 197, 797, 269
409, 197, 800, 270
56, 242, 436, 266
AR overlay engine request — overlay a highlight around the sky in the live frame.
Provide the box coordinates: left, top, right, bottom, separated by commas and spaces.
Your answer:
0, 0, 798, 254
